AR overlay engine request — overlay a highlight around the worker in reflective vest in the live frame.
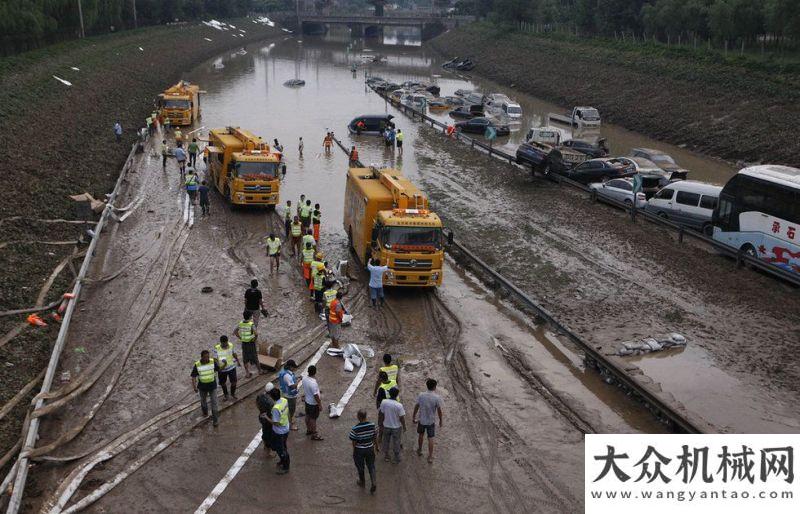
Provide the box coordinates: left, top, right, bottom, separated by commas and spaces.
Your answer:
184, 169, 199, 204
290, 216, 303, 257
373, 353, 400, 397
299, 200, 313, 229
267, 388, 291, 473
396, 129, 404, 155
233, 311, 258, 378
312, 204, 321, 242
301, 229, 316, 263
265, 233, 281, 276
284, 200, 292, 238
312, 261, 327, 307
296, 194, 306, 218
214, 335, 240, 400
309, 255, 325, 299
327, 290, 346, 348
191, 350, 220, 426
374, 370, 398, 409
302, 242, 315, 285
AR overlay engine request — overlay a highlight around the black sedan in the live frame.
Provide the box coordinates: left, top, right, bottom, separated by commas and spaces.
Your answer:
448, 104, 484, 120
560, 158, 635, 185
455, 117, 510, 136
561, 138, 609, 158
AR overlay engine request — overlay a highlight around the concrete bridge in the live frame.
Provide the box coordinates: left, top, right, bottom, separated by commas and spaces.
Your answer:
296, 10, 474, 40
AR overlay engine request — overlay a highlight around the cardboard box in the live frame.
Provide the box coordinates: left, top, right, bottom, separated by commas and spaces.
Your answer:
258, 343, 283, 370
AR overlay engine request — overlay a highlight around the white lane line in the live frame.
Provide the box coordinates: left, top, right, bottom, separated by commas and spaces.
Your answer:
193, 341, 329, 513
183, 194, 189, 225
188, 201, 195, 228
193, 430, 263, 514
329, 360, 367, 418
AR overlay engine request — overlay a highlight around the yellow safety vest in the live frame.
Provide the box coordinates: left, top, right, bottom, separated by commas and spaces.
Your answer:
396, 132, 404, 142
195, 360, 216, 383
185, 174, 197, 186
323, 289, 337, 307
273, 397, 290, 427
266, 237, 281, 255
290, 222, 302, 237
302, 234, 315, 249
237, 320, 255, 342
302, 247, 315, 263
313, 269, 325, 290
284, 207, 292, 221
299, 204, 312, 218
379, 380, 398, 393
214, 344, 235, 371
380, 364, 399, 383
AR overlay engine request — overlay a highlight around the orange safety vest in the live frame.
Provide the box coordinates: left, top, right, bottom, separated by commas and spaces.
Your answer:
328, 299, 343, 324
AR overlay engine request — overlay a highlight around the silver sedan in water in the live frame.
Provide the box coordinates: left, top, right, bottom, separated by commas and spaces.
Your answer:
589, 178, 647, 209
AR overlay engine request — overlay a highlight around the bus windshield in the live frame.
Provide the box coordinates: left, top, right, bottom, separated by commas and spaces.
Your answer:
163, 99, 191, 109
381, 226, 442, 250
234, 161, 278, 179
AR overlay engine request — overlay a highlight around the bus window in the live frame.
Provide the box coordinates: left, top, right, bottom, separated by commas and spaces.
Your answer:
676, 191, 700, 207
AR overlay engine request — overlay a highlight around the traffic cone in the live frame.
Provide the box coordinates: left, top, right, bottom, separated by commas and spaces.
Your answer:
26, 314, 47, 327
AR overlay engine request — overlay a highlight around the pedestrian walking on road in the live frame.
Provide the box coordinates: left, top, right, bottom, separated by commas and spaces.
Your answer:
191, 350, 220, 427
327, 290, 346, 348
413, 378, 443, 464
113, 121, 122, 142
298, 137, 304, 157
265, 233, 282, 276
290, 216, 303, 257
297, 194, 306, 218
367, 258, 389, 307
214, 335, 240, 401
234, 310, 259, 378
378, 388, 405, 463
312, 204, 321, 242
302, 365, 324, 440
323, 132, 333, 154
244, 279, 267, 327
300, 200, 313, 229
184, 168, 199, 204
174, 127, 183, 145
188, 138, 199, 168
174, 143, 187, 177
396, 129, 404, 155
278, 360, 300, 431
267, 387, 291, 474
161, 140, 169, 169
302, 229, 316, 262
350, 409, 378, 494
284, 200, 292, 238
256, 383, 276, 457
199, 180, 210, 216
375, 353, 400, 393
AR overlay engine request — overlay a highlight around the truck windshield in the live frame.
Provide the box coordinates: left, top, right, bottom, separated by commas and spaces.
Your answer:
381, 226, 442, 250
234, 161, 278, 179
163, 99, 191, 109
580, 109, 599, 120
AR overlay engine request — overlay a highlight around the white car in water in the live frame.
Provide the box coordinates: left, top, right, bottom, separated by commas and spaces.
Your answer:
484, 93, 523, 119
589, 178, 647, 209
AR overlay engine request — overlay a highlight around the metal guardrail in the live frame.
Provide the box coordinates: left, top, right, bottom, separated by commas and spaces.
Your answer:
369, 84, 800, 288
5, 142, 140, 514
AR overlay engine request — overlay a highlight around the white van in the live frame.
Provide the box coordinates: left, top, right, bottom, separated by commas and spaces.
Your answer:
644, 181, 722, 234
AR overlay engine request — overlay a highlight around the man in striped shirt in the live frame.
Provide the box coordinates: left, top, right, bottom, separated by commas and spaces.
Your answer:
349, 409, 378, 494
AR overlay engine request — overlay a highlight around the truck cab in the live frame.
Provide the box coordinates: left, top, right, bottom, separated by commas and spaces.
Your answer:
206, 127, 281, 207
158, 81, 200, 126
344, 167, 444, 287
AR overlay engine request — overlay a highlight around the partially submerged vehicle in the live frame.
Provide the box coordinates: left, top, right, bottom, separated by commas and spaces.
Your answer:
449, 104, 484, 120
442, 57, 475, 71
428, 99, 450, 111
401, 93, 428, 111
548, 106, 601, 128
525, 126, 569, 146
348, 114, 395, 136
484, 93, 523, 119
283, 79, 305, 87
455, 117, 510, 136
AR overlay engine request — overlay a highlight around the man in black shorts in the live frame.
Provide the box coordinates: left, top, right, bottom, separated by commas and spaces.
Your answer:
302, 365, 323, 440
244, 279, 266, 327
214, 335, 240, 400
234, 310, 259, 377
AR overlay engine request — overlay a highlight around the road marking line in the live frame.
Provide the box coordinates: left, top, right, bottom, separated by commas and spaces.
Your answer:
188, 200, 194, 228
193, 341, 329, 513
183, 194, 189, 225
193, 430, 263, 514
329, 360, 366, 418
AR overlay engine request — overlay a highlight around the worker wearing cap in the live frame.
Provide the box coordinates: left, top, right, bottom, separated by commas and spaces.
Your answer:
301, 242, 315, 285
328, 290, 346, 349
234, 310, 258, 378
312, 204, 322, 243
309, 253, 325, 301
278, 360, 300, 431
373, 353, 400, 399
290, 216, 303, 257
257, 382, 277, 457
323, 283, 338, 320
191, 350, 221, 427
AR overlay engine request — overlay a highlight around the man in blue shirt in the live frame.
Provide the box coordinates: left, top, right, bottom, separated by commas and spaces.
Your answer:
173, 143, 187, 177
267, 387, 291, 474
367, 258, 389, 308
113, 121, 122, 142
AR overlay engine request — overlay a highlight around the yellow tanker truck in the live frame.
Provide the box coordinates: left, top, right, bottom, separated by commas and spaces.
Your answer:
344, 166, 444, 287
206, 127, 281, 207
158, 81, 201, 126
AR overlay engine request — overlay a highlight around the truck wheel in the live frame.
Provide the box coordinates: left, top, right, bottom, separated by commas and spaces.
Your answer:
702, 223, 713, 236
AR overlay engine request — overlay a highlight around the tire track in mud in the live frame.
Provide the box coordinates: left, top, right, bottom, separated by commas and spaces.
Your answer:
420, 291, 579, 512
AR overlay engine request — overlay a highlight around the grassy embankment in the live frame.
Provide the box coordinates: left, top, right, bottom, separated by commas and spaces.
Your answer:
431, 22, 800, 166
0, 19, 281, 472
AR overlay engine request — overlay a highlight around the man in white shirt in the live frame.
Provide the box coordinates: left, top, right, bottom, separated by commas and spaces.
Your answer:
302, 365, 323, 440
378, 387, 406, 463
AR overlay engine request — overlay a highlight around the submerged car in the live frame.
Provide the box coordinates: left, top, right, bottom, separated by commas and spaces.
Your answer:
348, 114, 395, 136
484, 93, 523, 119
449, 104, 484, 119
589, 178, 648, 208
455, 117, 510, 136
561, 139, 610, 158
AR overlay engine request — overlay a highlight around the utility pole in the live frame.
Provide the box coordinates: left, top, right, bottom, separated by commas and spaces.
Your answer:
132, 0, 138, 29
77, 0, 85, 38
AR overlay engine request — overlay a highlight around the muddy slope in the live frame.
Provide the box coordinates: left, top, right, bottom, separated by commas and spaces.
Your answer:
430, 24, 800, 167
0, 19, 281, 474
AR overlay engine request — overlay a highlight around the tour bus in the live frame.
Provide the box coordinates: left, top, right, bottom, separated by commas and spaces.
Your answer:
711, 165, 800, 274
